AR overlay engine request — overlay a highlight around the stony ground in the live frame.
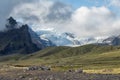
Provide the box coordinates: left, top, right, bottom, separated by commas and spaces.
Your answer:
0, 69, 120, 80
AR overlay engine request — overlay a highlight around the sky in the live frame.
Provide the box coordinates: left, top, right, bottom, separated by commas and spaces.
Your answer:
0, 0, 120, 37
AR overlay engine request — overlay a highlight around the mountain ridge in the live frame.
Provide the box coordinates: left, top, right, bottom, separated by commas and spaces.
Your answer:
0, 17, 53, 55
0, 17, 120, 55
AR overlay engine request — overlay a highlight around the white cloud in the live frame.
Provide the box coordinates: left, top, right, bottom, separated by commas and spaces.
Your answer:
66, 6, 119, 37
10, 0, 72, 31
109, 0, 120, 7
10, 0, 120, 38
0, 0, 33, 30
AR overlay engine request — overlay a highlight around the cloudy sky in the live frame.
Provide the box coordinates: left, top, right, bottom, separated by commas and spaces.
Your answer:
0, 0, 120, 37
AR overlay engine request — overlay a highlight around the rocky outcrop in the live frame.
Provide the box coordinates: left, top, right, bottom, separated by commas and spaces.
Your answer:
0, 17, 45, 55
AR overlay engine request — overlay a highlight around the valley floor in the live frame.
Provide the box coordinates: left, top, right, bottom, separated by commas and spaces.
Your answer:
0, 65, 120, 80
0, 45, 120, 80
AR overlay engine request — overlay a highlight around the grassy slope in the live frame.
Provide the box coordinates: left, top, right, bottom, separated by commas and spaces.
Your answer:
0, 44, 120, 71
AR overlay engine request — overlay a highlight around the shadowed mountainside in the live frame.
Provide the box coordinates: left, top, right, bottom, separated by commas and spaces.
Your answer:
0, 17, 45, 55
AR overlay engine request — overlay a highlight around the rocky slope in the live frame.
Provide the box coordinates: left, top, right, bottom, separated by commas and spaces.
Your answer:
0, 17, 50, 55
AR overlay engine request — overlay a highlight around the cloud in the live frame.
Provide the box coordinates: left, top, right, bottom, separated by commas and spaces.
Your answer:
66, 6, 120, 37
109, 0, 120, 7
10, 0, 73, 31
9, 0, 120, 37
0, 0, 33, 30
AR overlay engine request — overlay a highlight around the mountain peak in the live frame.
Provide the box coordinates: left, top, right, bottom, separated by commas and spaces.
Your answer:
7, 17, 16, 23
21, 24, 29, 30
6, 17, 17, 30
0, 17, 49, 54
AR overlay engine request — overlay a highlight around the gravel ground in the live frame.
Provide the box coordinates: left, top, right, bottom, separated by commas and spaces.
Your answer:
0, 69, 120, 80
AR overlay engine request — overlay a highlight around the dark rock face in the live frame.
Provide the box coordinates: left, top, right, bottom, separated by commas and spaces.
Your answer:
0, 17, 44, 55
5, 17, 17, 30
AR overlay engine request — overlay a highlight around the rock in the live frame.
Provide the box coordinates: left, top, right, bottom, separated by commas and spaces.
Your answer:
75, 69, 83, 73
68, 69, 75, 72
19, 75, 25, 79
40, 66, 51, 71
27, 66, 51, 71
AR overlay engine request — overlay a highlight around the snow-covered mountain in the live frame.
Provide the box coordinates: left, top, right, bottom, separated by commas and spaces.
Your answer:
36, 29, 107, 47
36, 29, 81, 46
2, 17, 120, 55
79, 36, 107, 45
6, 17, 110, 47
102, 35, 120, 46
28, 27, 55, 48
